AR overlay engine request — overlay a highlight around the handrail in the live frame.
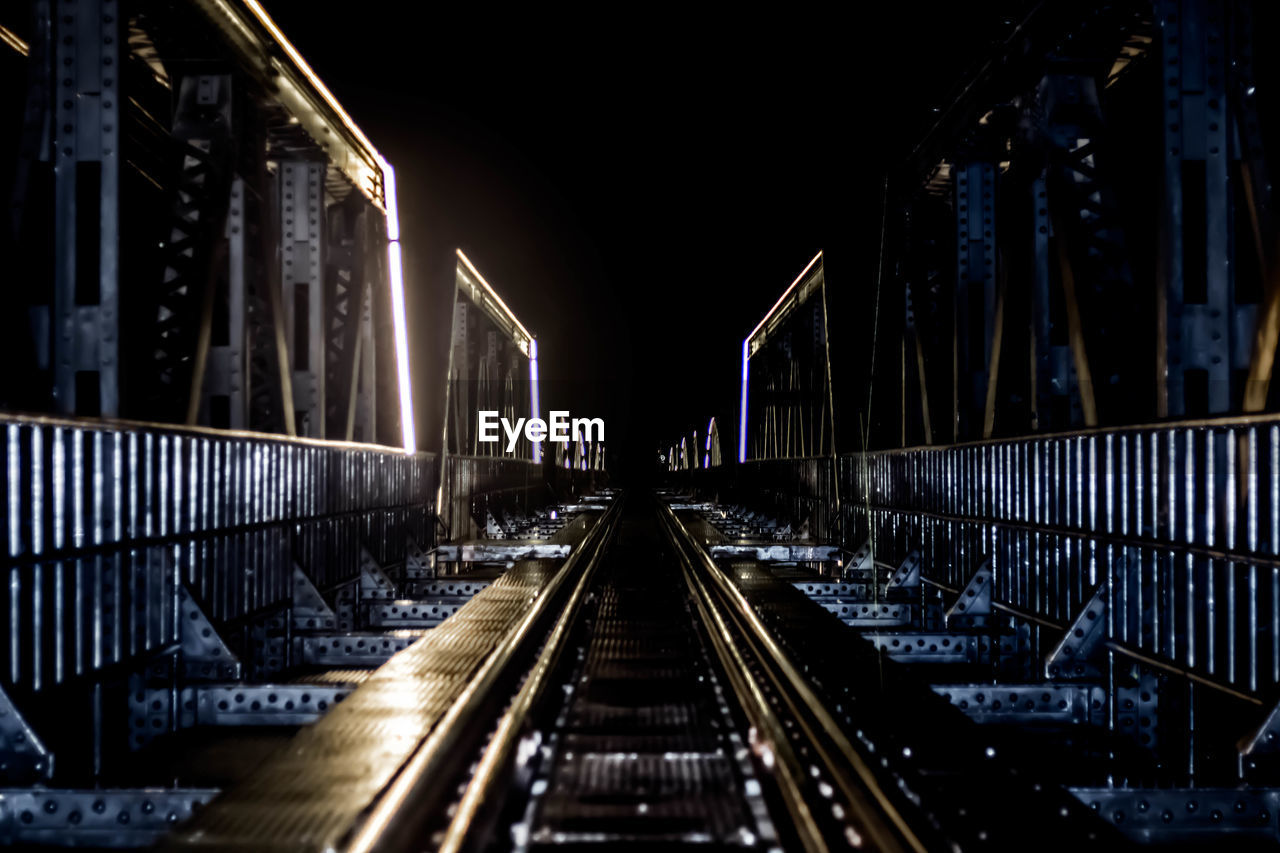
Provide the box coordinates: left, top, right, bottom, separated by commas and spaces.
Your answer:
0, 409, 428, 457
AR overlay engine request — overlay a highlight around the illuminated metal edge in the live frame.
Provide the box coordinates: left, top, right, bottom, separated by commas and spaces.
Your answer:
0, 410, 427, 457
386, 179, 416, 454
191, 0, 384, 206
455, 250, 535, 353
530, 339, 541, 463
190, 0, 416, 453
739, 253, 825, 463
746, 250, 824, 354
704, 416, 717, 468
738, 339, 749, 462
0, 23, 28, 56
444, 251, 538, 463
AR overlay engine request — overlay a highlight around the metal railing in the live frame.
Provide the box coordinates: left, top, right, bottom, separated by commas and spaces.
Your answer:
438, 455, 544, 542
843, 415, 1280, 700
1, 414, 435, 691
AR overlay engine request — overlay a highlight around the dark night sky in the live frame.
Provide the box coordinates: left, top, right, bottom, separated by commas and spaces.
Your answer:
260, 2, 1024, 475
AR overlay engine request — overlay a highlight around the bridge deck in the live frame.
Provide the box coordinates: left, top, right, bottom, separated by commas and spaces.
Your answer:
170, 516, 595, 851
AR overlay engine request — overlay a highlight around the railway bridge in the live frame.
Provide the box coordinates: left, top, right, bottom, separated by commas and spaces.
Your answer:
1, 0, 1280, 849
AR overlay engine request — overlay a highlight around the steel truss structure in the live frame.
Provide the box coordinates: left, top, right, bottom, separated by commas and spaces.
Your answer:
739, 251, 835, 463
439, 250, 604, 541
890, 0, 1275, 445
681, 418, 1280, 843
666, 0, 1280, 845
3, 0, 410, 447
0, 2, 607, 846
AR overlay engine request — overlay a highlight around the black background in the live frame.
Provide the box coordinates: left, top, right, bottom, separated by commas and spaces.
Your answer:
259, 2, 1028, 477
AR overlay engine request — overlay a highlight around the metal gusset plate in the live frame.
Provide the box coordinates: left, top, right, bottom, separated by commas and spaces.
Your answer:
1070, 787, 1280, 844
190, 684, 351, 725
792, 581, 862, 598
1242, 699, 1280, 779
842, 540, 874, 577
1114, 671, 1160, 755
0, 788, 218, 847
934, 683, 1106, 725
368, 598, 467, 628
404, 538, 434, 585
435, 542, 572, 562
177, 587, 241, 682
417, 580, 491, 597
867, 632, 983, 663
358, 548, 397, 601
1044, 582, 1108, 679
366, 578, 490, 628
131, 683, 353, 733
835, 604, 914, 628
885, 550, 922, 589
797, 592, 915, 627
944, 560, 993, 628
297, 632, 424, 666
0, 686, 51, 783
709, 542, 839, 562
292, 564, 338, 632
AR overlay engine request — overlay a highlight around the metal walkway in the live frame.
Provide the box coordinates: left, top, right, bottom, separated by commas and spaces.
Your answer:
169, 515, 600, 851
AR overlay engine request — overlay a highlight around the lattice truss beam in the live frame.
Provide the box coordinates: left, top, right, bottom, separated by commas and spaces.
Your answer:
4, 0, 398, 443
890, 0, 1280, 448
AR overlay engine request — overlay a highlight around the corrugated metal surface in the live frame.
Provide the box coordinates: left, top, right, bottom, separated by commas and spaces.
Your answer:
844, 417, 1280, 697
0, 415, 435, 690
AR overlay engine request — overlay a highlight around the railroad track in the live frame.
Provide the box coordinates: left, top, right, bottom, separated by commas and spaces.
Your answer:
422, 492, 924, 852
173, 489, 1116, 851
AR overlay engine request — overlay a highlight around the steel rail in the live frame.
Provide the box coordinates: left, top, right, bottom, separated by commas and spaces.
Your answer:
657, 500, 926, 853
661, 510, 829, 852
434, 495, 625, 853
341, 496, 625, 853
